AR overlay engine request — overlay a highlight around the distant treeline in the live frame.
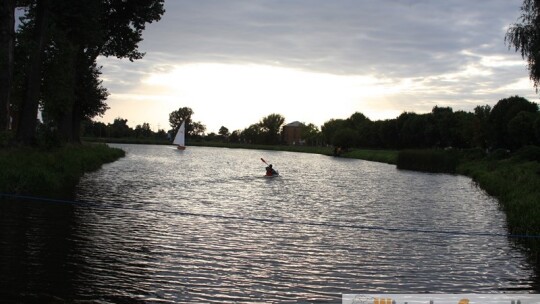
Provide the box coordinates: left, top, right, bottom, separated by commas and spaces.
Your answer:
323, 95, 539, 151
82, 95, 539, 153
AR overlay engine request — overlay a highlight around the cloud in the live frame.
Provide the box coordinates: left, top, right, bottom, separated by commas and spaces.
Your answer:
96, 0, 537, 132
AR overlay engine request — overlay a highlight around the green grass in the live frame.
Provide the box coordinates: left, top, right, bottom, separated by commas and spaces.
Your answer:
0, 143, 125, 196
458, 158, 540, 235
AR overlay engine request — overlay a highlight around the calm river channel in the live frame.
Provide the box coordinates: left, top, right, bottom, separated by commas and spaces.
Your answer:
1, 144, 538, 303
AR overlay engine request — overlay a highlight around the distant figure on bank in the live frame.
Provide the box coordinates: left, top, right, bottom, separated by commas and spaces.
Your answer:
266, 164, 278, 176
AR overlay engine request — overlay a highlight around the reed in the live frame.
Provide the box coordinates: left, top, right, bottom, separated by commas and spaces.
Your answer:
396, 149, 459, 173
342, 149, 398, 164
0, 143, 125, 195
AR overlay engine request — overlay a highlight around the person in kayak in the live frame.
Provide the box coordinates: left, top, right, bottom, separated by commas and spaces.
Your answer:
266, 164, 278, 176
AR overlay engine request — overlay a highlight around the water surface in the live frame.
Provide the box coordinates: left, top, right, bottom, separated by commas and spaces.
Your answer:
1, 144, 537, 302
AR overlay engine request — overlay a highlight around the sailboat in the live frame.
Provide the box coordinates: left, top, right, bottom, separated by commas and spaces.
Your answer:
173, 121, 186, 150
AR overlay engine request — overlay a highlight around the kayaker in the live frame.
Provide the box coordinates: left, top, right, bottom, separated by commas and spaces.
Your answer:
266, 164, 278, 176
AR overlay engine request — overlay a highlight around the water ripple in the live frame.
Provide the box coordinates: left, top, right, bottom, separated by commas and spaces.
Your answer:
1, 145, 538, 302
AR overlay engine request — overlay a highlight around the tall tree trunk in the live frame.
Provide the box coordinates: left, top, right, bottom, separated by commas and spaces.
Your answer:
71, 100, 81, 143
57, 107, 73, 142
16, 0, 49, 145
0, 0, 15, 131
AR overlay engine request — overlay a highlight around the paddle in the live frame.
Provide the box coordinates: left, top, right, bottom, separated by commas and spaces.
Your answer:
260, 158, 269, 165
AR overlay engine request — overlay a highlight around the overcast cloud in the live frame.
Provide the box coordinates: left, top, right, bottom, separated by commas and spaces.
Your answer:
97, 0, 537, 132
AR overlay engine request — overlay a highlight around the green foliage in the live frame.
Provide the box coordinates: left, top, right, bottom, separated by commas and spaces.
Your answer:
487, 148, 511, 160
259, 113, 285, 145
332, 127, 357, 149
506, 0, 540, 89
0, 143, 125, 195
514, 145, 540, 161
489, 96, 538, 148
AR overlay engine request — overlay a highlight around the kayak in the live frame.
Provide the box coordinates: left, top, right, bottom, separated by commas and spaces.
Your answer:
264, 171, 280, 178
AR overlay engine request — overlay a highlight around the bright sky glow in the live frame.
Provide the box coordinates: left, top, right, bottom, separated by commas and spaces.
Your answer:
96, 0, 538, 133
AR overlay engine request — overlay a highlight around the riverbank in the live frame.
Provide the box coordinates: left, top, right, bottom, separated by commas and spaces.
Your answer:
0, 143, 125, 196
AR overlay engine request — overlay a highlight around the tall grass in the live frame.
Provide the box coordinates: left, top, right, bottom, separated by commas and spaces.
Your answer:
458, 155, 540, 267
396, 149, 459, 173
342, 149, 398, 164
0, 143, 125, 196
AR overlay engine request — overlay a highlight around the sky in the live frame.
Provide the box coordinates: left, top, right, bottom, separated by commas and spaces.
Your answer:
96, 0, 537, 134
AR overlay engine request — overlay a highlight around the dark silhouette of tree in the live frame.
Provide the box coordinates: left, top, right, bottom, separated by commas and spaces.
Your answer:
16, 0, 50, 145
333, 128, 356, 149
169, 107, 193, 135
191, 121, 206, 137
300, 123, 322, 146
259, 113, 285, 144
241, 124, 263, 144
506, 0, 540, 89
321, 118, 346, 146
229, 130, 240, 143
109, 117, 132, 138
12, 0, 164, 145
489, 96, 538, 148
134, 123, 152, 138
508, 111, 539, 147
473, 105, 491, 148
168, 107, 206, 139
0, 0, 16, 131
219, 126, 230, 137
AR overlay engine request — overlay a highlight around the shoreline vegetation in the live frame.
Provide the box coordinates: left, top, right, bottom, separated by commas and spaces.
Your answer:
0, 143, 125, 197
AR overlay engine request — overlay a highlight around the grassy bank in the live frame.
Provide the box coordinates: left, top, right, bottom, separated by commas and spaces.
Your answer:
458, 156, 540, 236
0, 143, 125, 196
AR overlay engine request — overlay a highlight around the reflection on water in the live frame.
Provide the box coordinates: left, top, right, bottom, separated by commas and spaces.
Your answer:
1, 144, 538, 302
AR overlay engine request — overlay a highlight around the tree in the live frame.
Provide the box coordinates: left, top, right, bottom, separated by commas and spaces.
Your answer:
219, 126, 230, 137
508, 111, 538, 148
489, 96, 538, 148
259, 113, 285, 144
506, 0, 540, 89
169, 107, 193, 133
0, 0, 16, 131
473, 105, 491, 148
109, 117, 131, 138
16, 0, 50, 145
300, 123, 321, 146
191, 121, 206, 137
241, 124, 263, 144
229, 130, 240, 143
13, 0, 164, 145
134, 122, 152, 138
321, 118, 346, 146
333, 128, 356, 149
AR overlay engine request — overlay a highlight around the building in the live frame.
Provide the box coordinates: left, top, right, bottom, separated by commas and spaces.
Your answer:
282, 121, 303, 145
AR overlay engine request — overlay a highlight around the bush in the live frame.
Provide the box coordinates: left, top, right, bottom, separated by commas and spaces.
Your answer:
514, 145, 540, 162
487, 148, 511, 160
396, 149, 459, 173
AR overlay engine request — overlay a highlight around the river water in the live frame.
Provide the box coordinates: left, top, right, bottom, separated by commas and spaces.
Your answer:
1, 144, 538, 303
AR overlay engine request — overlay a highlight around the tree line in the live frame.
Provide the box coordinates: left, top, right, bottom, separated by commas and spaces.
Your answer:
83, 95, 540, 153
0, 0, 165, 146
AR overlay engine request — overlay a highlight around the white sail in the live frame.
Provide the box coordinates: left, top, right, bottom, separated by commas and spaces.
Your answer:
173, 121, 186, 148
